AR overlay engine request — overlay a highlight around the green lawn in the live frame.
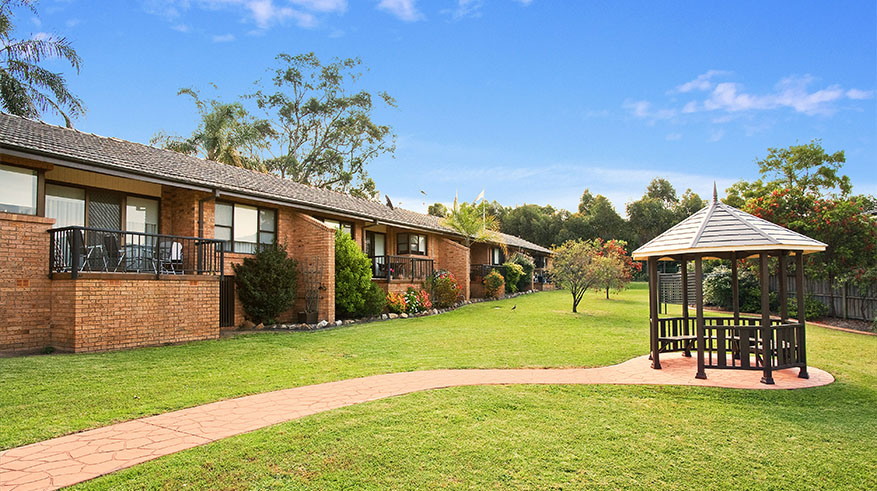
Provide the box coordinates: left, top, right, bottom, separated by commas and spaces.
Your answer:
3, 284, 876, 489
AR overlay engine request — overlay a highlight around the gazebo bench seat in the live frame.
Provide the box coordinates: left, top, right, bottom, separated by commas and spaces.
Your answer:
658, 335, 697, 357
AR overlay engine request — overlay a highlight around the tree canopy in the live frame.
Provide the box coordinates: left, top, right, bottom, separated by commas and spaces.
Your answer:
0, 0, 84, 127
442, 198, 502, 248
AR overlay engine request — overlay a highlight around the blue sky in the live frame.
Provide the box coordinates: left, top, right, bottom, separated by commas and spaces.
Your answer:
18, 0, 877, 214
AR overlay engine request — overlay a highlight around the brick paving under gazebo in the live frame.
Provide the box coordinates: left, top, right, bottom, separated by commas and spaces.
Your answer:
0, 355, 833, 491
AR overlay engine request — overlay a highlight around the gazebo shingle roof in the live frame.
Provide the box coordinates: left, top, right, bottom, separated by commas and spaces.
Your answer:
631, 199, 826, 260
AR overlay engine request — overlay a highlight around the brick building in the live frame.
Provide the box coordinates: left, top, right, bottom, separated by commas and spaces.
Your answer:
0, 114, 550, 354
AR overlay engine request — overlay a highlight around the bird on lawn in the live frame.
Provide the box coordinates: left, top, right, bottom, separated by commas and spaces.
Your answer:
512, 305, 517, 311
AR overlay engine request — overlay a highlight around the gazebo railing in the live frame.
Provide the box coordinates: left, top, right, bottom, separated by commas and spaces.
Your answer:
657, 316, 804, 371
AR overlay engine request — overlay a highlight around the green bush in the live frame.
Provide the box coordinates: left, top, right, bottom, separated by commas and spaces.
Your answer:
361, 282, 387, 317
232, 243, 298, 324
702, 265, 761, 312
787, 295, 829, 320
483, 270, 505, 298
502, 262, 524, 293
334, 230, 377, 318
425, 270, 463, 308
509, 252, 535, 292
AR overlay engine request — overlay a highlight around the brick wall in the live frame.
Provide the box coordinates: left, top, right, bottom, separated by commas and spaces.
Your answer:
0, 213, 55, 352
435, 237, 471, 300
287, 212, 336, 323
51, 277, 219, 353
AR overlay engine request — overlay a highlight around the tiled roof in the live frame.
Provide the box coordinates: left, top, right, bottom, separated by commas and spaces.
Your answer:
632, 199, 826, 260
0, 113, 551, 254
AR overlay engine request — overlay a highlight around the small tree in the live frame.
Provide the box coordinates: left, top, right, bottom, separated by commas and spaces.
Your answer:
508, 252, 536, 292
592, 238, 640, 298
334, 229, 376, 317
550, 239, 600, 312
483, 270, 505, 299
443, 197, 503, 248
232, 243, 298, 324
502, 262, 524, 293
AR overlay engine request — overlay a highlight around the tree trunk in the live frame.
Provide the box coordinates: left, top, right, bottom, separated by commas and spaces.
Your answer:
605, 286, 610, 299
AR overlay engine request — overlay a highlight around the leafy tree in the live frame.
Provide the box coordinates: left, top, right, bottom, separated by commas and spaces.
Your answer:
508, 252, 535, 292
588, 195, 626, 240
626, 196, 677, 251
0, 0, 83, 127
443, 197, 502, 248
677, 189, 706, 217
646, 178, 678, 205
334, 229, 378, 317
592, 238, 640, 298
484, 200, 508, 222
501, 204, 566, 248
725, 139, 850, 206
232, 243, 298, 324
501, 261, 524, 293
427, 202, 447, 217
151, 88, 273, 169
250, 53, 396, 199
550, 239, 601, 313
578, 189, 595, 214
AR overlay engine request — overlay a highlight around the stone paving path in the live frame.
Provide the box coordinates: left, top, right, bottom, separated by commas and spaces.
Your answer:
0, 355, 833, 490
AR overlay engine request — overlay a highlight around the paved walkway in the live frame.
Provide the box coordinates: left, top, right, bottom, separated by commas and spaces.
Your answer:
0, 355, 833, 490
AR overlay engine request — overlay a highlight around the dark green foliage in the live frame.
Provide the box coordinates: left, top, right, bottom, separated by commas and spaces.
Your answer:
335, 230, 377, 318
502, 262, 524, 293
702, 265, 761, 312
787, 295, 829, 320
232, 243, 298, 324
509, 252, 535, 292
360, 282, 387, 317
483, 270, 505, 298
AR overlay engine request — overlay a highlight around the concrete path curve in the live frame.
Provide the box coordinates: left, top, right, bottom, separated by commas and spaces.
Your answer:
0, 355, 833, 490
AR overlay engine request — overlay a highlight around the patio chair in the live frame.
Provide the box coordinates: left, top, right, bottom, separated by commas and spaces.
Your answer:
157, 241, 183, 274
102, 233, 126, 272
67, 229, 105, 272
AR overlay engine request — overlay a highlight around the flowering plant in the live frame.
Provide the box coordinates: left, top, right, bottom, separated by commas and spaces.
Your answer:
387, 291, 406, 314
425, 270, 463, 308
386, 288, 432, 314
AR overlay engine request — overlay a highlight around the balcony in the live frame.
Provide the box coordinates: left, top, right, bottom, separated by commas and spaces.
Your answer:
370, 255, 434, 282
49, 226, 224, 278
470, 263, 504, 281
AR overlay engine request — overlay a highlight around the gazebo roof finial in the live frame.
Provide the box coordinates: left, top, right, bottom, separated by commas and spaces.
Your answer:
713, 182, 718, 203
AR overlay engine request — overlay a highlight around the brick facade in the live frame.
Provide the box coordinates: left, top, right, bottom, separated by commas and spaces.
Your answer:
0, 213, 55, 352
435, 237, 471, 300
51, 276, 219, 352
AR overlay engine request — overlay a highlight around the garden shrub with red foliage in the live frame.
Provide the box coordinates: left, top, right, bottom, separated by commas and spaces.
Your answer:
386, 287, 432, 314
426, 270, 463, 308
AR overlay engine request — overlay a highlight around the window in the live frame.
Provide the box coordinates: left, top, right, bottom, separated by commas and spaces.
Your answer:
397, 233, 427, 255
322, 218, 353, 238
365, 231, 386, 257
125, 196, 159, 234
46, 184, 85, 228
534, 255, 546, 268
491, 247, 504, 265
215, 201, 276, 254
0, 163, 37, 215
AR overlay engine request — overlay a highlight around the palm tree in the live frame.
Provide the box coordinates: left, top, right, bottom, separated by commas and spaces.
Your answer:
151, 88, 274, 170
0, 0, 84, 127
443, 196, 504, 248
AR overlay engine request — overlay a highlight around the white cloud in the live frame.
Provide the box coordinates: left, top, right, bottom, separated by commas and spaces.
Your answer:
144, 0, 336, 30
171, 23, 191, 32
708, 128, 725, 142
31, 32, 52, 41
377, 0, 422, 21
31, 16, 41, 27
445, 0, 483, 19
65, 18, 81, 28
212, 33, 236, 42
622, 99, 676, 122
846, 88, 874, 100
666, 133, 682, 141
673, 70, 730, 93
681, 101, 697, 113
700, 76, 857, 116
514, 0, 534, 5
290, 0, 346, 12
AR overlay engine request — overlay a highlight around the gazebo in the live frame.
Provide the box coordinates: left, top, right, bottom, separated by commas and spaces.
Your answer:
632, 189, 827, 384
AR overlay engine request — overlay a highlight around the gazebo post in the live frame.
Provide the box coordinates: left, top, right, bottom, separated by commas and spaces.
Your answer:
648, 256, 661, 369
778, 251, 788, 321
680, 256, 690, 357
796, 251, 809, 379
759, 252, 774, 385
694, 255, 706, 379
731, 251, 739, 326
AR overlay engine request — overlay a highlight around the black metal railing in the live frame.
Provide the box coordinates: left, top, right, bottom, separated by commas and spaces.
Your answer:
470, 263, 504, 281
656, 316, 803, 371
534, 267, 551, 284
49, 226, 224, 278
370, 255, 434, 281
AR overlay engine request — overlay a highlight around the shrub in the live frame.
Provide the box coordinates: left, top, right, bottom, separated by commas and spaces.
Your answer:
361, 282, 387, 317
387, 287, 432, 314
233, 243, 298, 324
788, 295, 829, 320
702, 265, 761, 312
425, 270, 463, 308
502, 262, 524, 293
483, 270, 505, 298
509, 252, 535, 292
334, 230, 376, 318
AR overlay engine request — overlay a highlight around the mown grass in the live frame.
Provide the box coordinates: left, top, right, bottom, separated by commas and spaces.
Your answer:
2, 285, 649, 449
3, 284, 876, 489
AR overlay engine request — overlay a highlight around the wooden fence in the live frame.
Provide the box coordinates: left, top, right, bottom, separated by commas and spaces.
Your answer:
770, 275, 876, 321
